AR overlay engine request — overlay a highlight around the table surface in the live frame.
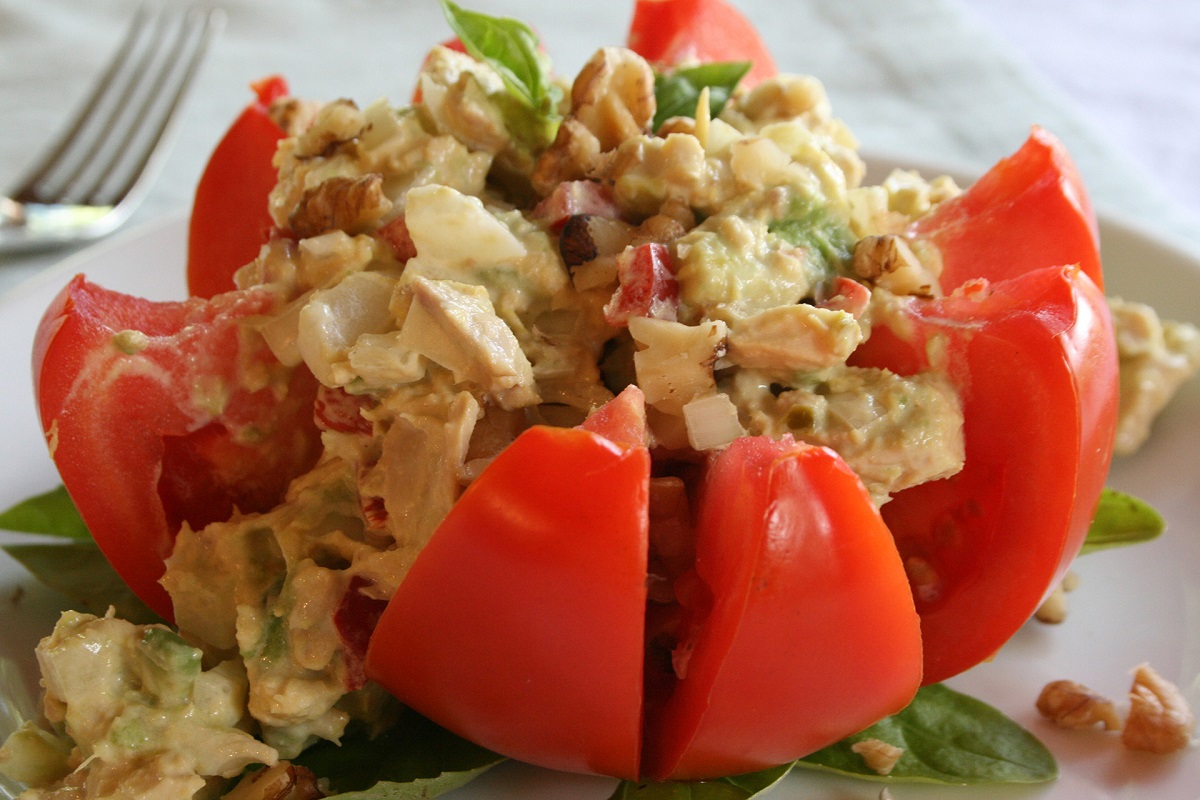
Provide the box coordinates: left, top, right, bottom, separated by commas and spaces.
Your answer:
1, 0, 1198, 296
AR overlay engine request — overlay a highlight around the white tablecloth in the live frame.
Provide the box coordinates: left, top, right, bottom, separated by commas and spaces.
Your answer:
1, 0, 1198, 298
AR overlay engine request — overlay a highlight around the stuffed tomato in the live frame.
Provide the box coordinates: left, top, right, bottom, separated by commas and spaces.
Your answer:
24, 0, 1118, 793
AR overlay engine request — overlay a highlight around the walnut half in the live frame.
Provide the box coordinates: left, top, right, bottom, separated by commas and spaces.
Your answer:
1036, 679, 1121, 731
1122, 663, 1196, 754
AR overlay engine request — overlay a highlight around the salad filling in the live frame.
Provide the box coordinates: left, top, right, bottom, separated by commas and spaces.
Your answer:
1, 0, 1196, 797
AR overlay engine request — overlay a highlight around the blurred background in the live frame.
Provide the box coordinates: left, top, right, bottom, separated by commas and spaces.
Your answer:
1, 0, 1198, 293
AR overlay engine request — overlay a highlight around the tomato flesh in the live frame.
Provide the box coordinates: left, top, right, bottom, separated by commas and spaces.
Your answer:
852, 266, 1118, 683
644, 437, 922, 780
187, 76, 289, 299
913, 126, 1102, 293
367, 395, 922, 780
33, 276, 321, 618
366, 424, 651, 778
627, 0, 778, 88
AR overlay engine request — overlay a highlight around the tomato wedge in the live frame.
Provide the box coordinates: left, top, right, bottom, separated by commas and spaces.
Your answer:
627, 0, 778, 88
33, 276, 321, 618
913, 125, 1102, 293
366, 393, 922, 780
644, 436, 922, 780
187, 75, 289, 299
366, 423, 651, 778
853, 265, 1118, 684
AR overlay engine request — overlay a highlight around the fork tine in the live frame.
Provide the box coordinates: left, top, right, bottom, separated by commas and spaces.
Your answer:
10, 6, 153, 204
12, 4, 224, 209
94, 7, 225, 208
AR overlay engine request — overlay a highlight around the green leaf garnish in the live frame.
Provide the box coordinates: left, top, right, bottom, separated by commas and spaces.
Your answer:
1, 485, 161, 622
0, 485, 89, 539
438, 0, 561, 148
1081, 488, 1164, 554
295, 707, 504, 798
797, 683, 1057, 784
610, 764, 792, 800
653, 62, 752, 131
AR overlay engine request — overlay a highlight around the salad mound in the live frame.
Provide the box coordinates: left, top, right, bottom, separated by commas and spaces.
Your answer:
2, 0, 1197, 797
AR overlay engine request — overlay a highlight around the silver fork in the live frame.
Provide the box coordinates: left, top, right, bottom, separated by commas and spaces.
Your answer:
0, 5, 224, 254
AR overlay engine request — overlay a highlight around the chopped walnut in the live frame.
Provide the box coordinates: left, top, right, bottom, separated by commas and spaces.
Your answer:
571, 46, 655, 150
222, 762, 324, 800
1034, 571, 1080, 624
1036, 679, 1121, 731
288, 174, 391, 239
293, 98, 366, 159
532, 47, 654, 195
1122, 663, 1196, 753
850, 738, 904, 775
268, 97, 320, 137
852, 234, 934, 297
531, 118, 603, 196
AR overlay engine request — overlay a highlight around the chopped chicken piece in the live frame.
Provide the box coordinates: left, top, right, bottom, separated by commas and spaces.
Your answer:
726, 303, 863, 371
1109, 297, 1200, 454
1122, 663, 1196, 753
397, 276, 540, 410
1036, 679, 1121, 731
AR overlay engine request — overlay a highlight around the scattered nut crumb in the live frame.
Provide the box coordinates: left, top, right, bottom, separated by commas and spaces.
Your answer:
1034, 570, 1079, 624
1122, 663, 1196, 754
1036, 679, 1121, 730
850, 738, 904, 775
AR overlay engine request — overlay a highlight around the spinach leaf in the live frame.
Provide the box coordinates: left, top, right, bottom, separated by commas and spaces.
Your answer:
653, 62, 752, 130
0, 485, 88, 539
2, 540, 162, 624
438, 0, 560, 148
1081, 488, 1164, 554
610, 764, 791, 800
296, 707, 504, 798
797, 683, 1056, 784
1, 485, 162, 623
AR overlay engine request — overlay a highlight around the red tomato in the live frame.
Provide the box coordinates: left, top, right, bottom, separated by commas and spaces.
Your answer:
366, 423, 651, 778
913, 126, 1102, 293
643, 436, 922, 780
627, 0, 778, 88
32, 276, 322, 618
366, 394, 922, 780
187, 75, 289, 299
852, 266, 1118, 684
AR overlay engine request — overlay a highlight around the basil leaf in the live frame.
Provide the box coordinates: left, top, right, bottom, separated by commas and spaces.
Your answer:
0, 485, 89, 540
440, 0, 546, 108
2, 540, 161, 624
610, 764, 791, 800
296, 707, 504, 798
1081, 488, 1164, 554
653, 62, 752, 130
798, 684, 1056, 784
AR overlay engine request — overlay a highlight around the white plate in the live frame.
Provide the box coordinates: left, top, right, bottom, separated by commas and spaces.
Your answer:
1, 199, 1198, 800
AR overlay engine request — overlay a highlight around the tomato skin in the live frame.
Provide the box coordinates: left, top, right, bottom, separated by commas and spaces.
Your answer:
645, 437, 922, 781
367, 417, 920, 780
627, 0, 778, 88
33, 276, 321, 619
366, 424, 651, 779
187, 76, 289, 299
913, 126, 1101, 293
853, 266, 1118, 684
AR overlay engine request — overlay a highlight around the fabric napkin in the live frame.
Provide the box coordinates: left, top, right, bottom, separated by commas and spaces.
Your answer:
1, 0, 1197, 298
